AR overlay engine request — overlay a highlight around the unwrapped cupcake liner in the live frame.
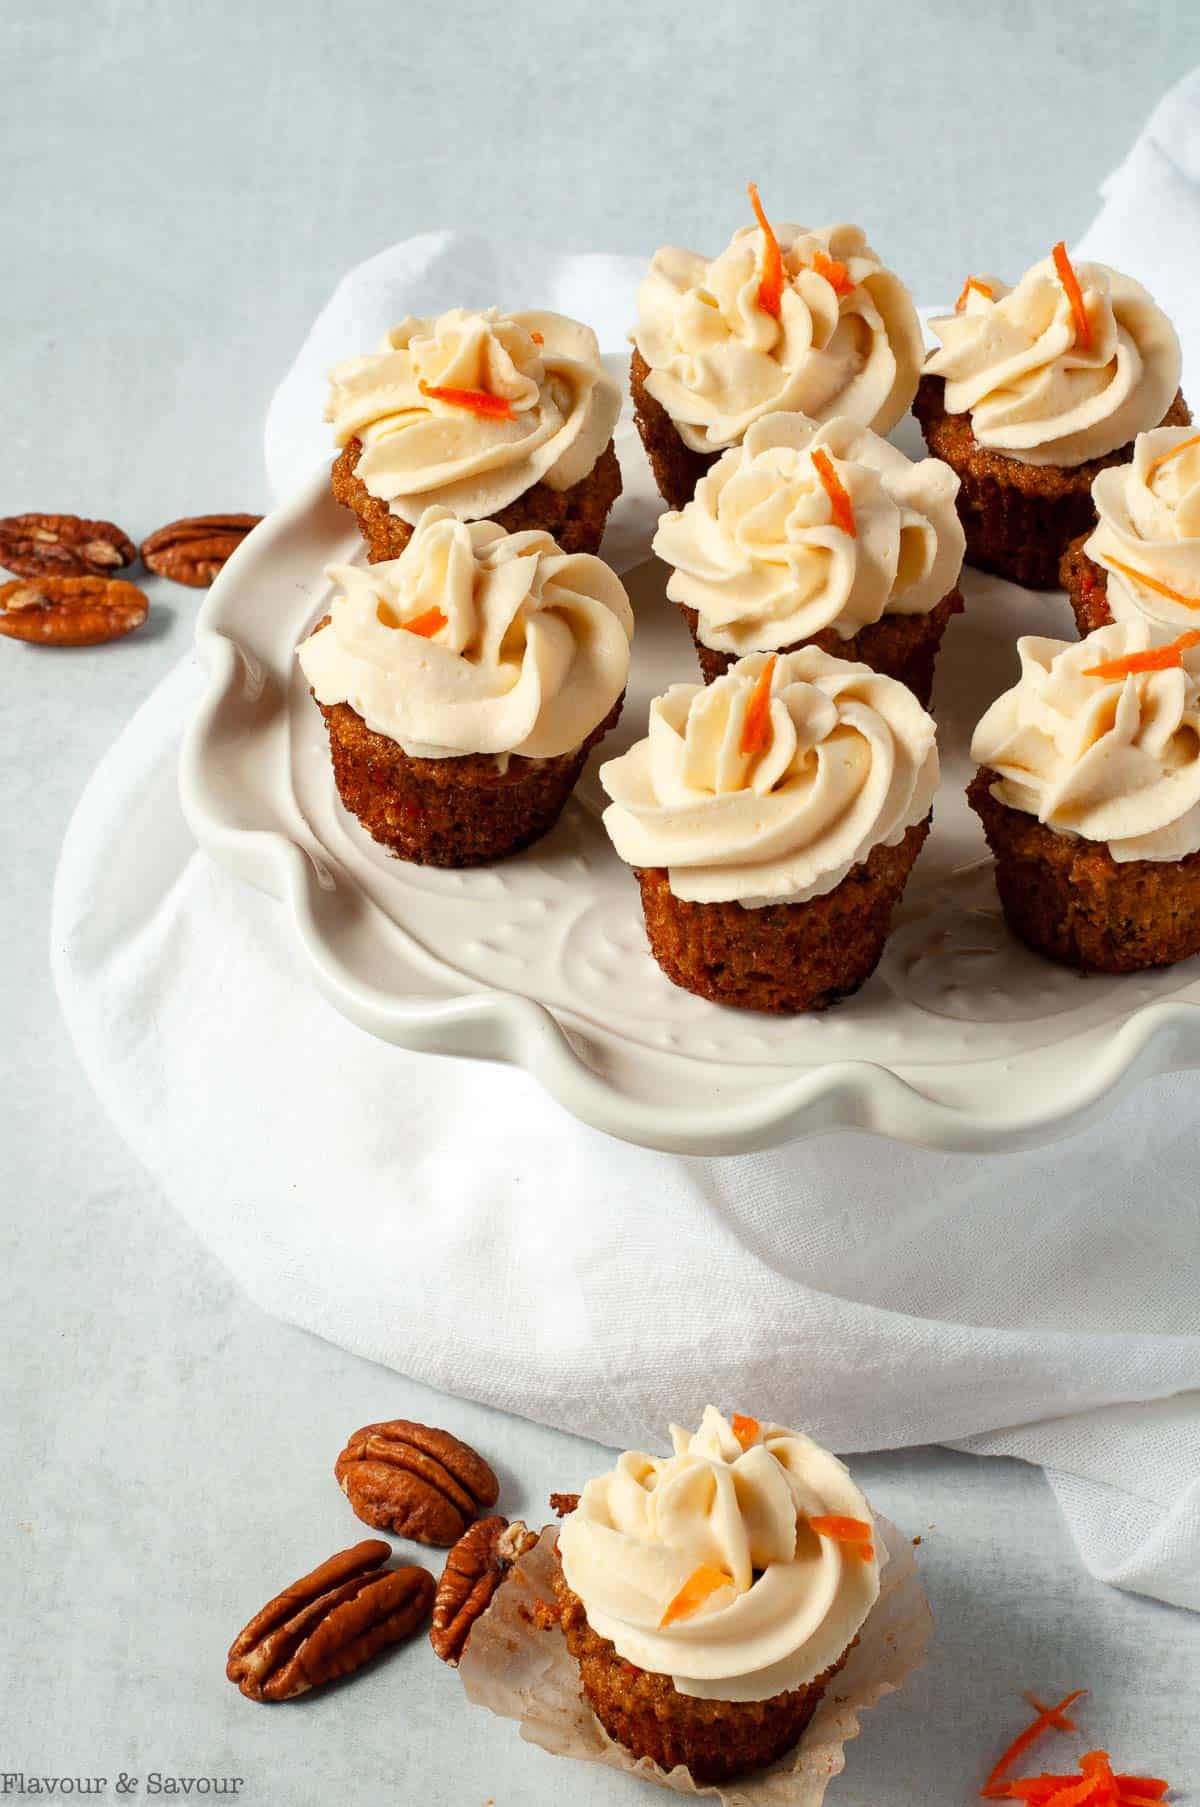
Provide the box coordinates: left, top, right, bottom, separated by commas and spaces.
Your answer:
458, 1514, 931, 1807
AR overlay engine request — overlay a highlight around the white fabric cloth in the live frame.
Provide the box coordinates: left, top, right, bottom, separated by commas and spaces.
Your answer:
53, 73, 1200, 1612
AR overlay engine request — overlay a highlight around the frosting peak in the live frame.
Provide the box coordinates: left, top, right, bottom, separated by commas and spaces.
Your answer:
653, 412, 964, 653
327, 308, 621, 523
971, 622, 1200, 861
635, 221, 923, 453
925, 255, 1181, 467
600, 648, 938, 905
1086, 427, 1200, 629
557, 1407, 881, 1700
297, 507, 633, 760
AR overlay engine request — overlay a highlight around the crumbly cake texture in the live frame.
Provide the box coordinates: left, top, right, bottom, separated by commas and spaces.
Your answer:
551, 1557, 848, 1787
914, 376, 1190, 591
1059, 536, 1115, 635
308, 613, 623, 866
629, 348, 720, 510
633, 818, 930, 1013
330, 437, 623, 562
969, 768, 1200, 972
676, 590, 963, 708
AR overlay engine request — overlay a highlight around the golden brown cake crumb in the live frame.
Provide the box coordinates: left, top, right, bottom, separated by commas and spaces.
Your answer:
629, 347, 719, 510
1059, 535, 1114, 636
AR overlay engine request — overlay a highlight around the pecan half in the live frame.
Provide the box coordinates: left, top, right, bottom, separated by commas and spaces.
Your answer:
141, 514, 262, 587
549, 1492, 580, 1518
226, 1539, 433, 1702
430, 1515, 536, 1665
0, 576, 148, 647
335, 1420, 500, 1546
0, 513, 136, 580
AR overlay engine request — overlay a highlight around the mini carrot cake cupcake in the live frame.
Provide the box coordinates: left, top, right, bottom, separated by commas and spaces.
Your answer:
632, 186, 924, 509
969, 622, 1200, 971
298, 506, 634, 866
327, 308, 623, 560
600, 649, 937, 1011
654, 412, 965, 705
1061, 426, 1200, 636
917, 245, 1186, 590
553, 1406, 881, 1786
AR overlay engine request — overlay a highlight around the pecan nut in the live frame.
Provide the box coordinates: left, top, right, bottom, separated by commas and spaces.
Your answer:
335, 1419, 500, 1546
430, 1515, 537, 1665
141, 514, 262, 587
0, 576, 148, 647
549, 1492, 580, 1518
0, 513, 136, 580
226, 1539, 433, 1702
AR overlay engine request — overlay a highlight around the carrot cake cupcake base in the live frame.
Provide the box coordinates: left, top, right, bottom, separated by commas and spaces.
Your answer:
332, 437, 623, 563
630, 347, 718, 511
1059, 536, 1114, 635
914, 376, 1190, 592
969, 768, 1200, 973
676, 591, 963, 707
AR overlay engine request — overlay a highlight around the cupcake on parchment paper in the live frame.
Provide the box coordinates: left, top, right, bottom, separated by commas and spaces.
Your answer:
632, 185, 923, 510
969, 621, 1200, 972
297, 506, 634, 867
552, 1406, 882, 1787
654, 411, 965, 706
327, 308, 623, 559
916, 245, 1186, 590
1061, 425, 1200, 636
600, 648, 937, 1012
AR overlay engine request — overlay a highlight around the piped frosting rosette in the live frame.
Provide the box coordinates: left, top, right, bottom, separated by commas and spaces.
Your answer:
297, 506, 634, 760
557, 1407, 881, 1703
634, 218, 923, 453
1085, 427, 1200, 630
326, 307, 621, 523
971, 621, 1200, 861
653, 412, 965, 654
925, 255, 1181, 467
600, 648, 938, 906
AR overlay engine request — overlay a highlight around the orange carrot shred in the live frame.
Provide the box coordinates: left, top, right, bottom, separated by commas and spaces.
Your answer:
659, 1563, 731, 1629
1115, 1782, 1167, 1801
808, 1515, 873, 1544
982, 1691, 1089, 1797
1024, 1692, 1082, 1732
731, 1413, 760, 1449
401, 605, 448, 639
747, 182, 784, 319
811, 446, 856, 538
955, 275, 995, 312
1100, 556, 1200, 611
812, 248, 854, 296
1052, 241, 1092, 352
1083, 628, 1200, 679
418, 381, 515, 421
529, 330, 545, 344
1145, 431, 1200, 483
739, 655, 777, 760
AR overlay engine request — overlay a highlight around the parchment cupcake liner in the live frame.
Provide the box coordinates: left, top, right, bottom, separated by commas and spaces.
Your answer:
458, 1514, 931, 1807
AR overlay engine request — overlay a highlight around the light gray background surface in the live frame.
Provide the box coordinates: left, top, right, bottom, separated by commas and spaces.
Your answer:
3, 2, 1198, 1801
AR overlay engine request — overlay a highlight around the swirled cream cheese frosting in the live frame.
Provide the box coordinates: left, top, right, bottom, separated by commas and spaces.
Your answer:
557, 1407, 880, 1702
297, 506, 634, 760
326, 308, 621, 523
1085, 428, 1200, 630
634, 215, 923, 453
971, 623, 1200, 861
653, 412, 965, 653
600, 648, 938, 905
925, 254, 1181, 467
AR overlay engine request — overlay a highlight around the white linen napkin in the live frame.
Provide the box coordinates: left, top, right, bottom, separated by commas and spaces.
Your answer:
53, 71, 1200, 1611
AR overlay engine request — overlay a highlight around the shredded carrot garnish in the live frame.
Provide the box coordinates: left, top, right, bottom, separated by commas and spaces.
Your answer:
659, 1563, 731, 1629
808, 1514, 874, 1560
1100, 556, 1200, 611
955, 276, 995, 312
731, 1413, 760, 1449
418, 381, 515, 421
1024, 1692, 1082, 1732
529, 330, 544, 344
1145, 431, 1200, 484
982, 1691, 1089, 1797
388, 605, 447, 639
739, 655, 777, 760
1052, 241, 1092, 352
747, 182, 784, 319
1084, 628, 1200, 679
811, 446, 856, 538
812, 248, 854, 296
